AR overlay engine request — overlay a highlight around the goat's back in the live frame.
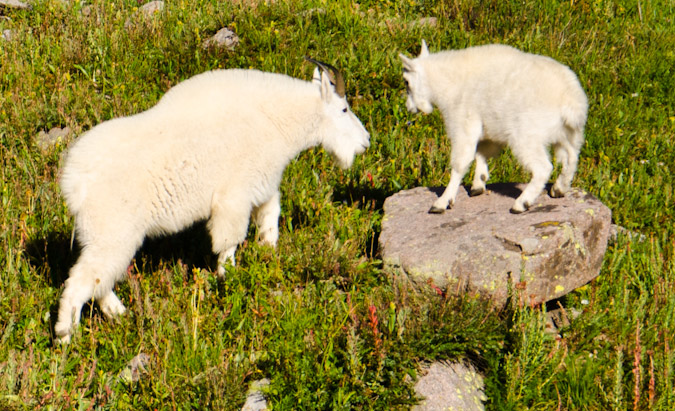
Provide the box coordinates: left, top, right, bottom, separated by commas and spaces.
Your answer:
59, 69, 318, 227
424, 44, 587, 128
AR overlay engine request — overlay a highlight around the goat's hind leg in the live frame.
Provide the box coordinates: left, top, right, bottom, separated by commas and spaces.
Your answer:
470, 141, 502, 196
551, 138, 580, 198
510, 144, 554, 214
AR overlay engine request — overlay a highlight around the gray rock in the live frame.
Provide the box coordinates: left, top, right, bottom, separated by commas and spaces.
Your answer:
1, 29, 12, 41
80, 4, 93, 17
202, 27, 239, 51
413, 361, 485, 411
411, 17, 438, 28
241, 378, 270, 411
609, 223, 646, 243
299, 7, 326, 17
118, 353, 150, 383
125, 1, 164, 30
380, 184, 612, 305
138, 1, 164, 16
0, 0, 31, 10
35, 126, 71, 153
545, 305, 582, 336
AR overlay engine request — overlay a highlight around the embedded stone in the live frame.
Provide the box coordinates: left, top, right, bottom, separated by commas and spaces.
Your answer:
413, 361, 485, 411
202, 27, 239, 51
35, 126, 71, 153
0, 0, 31, 10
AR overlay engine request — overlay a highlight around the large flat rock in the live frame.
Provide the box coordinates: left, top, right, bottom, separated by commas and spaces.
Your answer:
380, 184, 611, 305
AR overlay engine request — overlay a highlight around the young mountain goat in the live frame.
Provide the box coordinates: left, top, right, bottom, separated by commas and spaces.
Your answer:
400, 41, 588, 214
55, 60, 370, 342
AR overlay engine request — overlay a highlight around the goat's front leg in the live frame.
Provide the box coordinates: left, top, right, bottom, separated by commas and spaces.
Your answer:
470, 141, 502, 196
208, 192, 251, 277
430, 127, 479, 213
56, 241, 137, 343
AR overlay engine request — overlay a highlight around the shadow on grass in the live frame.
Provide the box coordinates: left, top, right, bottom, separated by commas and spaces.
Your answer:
25, 221, 218, 290
331, 182, 394, 260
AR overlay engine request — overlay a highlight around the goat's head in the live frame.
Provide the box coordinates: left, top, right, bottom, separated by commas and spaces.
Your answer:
306, 57, 370, 169
399, 40, 434, 114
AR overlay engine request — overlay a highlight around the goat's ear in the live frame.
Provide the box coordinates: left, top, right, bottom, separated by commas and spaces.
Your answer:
399, 53, 415, 72
420, 39, 430, 57
311, 67, 321, 85
320, 70, 335, 102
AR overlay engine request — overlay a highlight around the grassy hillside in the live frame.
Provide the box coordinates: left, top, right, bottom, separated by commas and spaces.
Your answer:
1, 0, 673, 409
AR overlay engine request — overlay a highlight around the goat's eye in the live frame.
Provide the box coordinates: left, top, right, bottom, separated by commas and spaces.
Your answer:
342, 108, 348, 113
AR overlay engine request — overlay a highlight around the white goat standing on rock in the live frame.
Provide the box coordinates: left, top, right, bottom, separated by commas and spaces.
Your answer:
400, 41, 588, 214
55, 59, 370, 343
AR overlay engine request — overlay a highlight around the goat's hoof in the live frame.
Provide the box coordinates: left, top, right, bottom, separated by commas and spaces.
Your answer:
510, 202, 532, 214
510, 202, 529, 214
550, 187, 566, 198
470, 187, 485, 197
56, 335, 71, 344
428, 205, 446, 214
54, 325, 73, 344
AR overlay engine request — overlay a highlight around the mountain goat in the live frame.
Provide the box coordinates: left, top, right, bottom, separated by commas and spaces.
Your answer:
400, 41, 588, 214
55, 59, 370, 342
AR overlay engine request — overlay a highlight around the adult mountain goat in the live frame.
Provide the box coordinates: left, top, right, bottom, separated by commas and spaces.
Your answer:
400, 41, 588, 214
55, 59, 370, 342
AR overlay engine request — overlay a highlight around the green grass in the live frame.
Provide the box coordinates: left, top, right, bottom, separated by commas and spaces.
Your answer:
1, 0, 674, 409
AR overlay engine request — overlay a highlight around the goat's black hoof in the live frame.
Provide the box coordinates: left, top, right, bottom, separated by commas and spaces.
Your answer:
428, 206, 446, 214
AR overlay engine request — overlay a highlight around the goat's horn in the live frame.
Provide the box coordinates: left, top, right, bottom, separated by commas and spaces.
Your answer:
305, 56, 346, 98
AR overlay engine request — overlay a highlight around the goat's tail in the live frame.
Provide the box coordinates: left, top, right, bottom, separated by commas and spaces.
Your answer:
60, 171, 88, 213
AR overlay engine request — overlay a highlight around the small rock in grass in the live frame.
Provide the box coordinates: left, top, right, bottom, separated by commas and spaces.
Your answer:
299, 8, 326, 17
545, 304, 582, 336
118, 353, 150, 384
36, 127, 71, 153
202, 27, 239, 51
413, 361, 486, 411
80, 4, 93, 17
241, 378, 270, 411
0, 0, 31, 10
411, 17, 438, 28
137, 1, 164, 16
124, 1, 165, 30
608, 223, 646, 243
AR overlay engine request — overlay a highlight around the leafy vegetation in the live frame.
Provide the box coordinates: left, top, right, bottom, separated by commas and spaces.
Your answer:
1, 0, 673, 409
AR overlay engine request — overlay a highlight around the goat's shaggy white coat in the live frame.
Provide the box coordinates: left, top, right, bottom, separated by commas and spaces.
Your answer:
400, 41, 588, 213
55, 67, 369, 342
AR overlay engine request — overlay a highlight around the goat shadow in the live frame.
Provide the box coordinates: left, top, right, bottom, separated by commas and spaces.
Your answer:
427, 182, 560, 202
425, 182, 532, 200
330, 181, 395, 259
26, 222, 217, 290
